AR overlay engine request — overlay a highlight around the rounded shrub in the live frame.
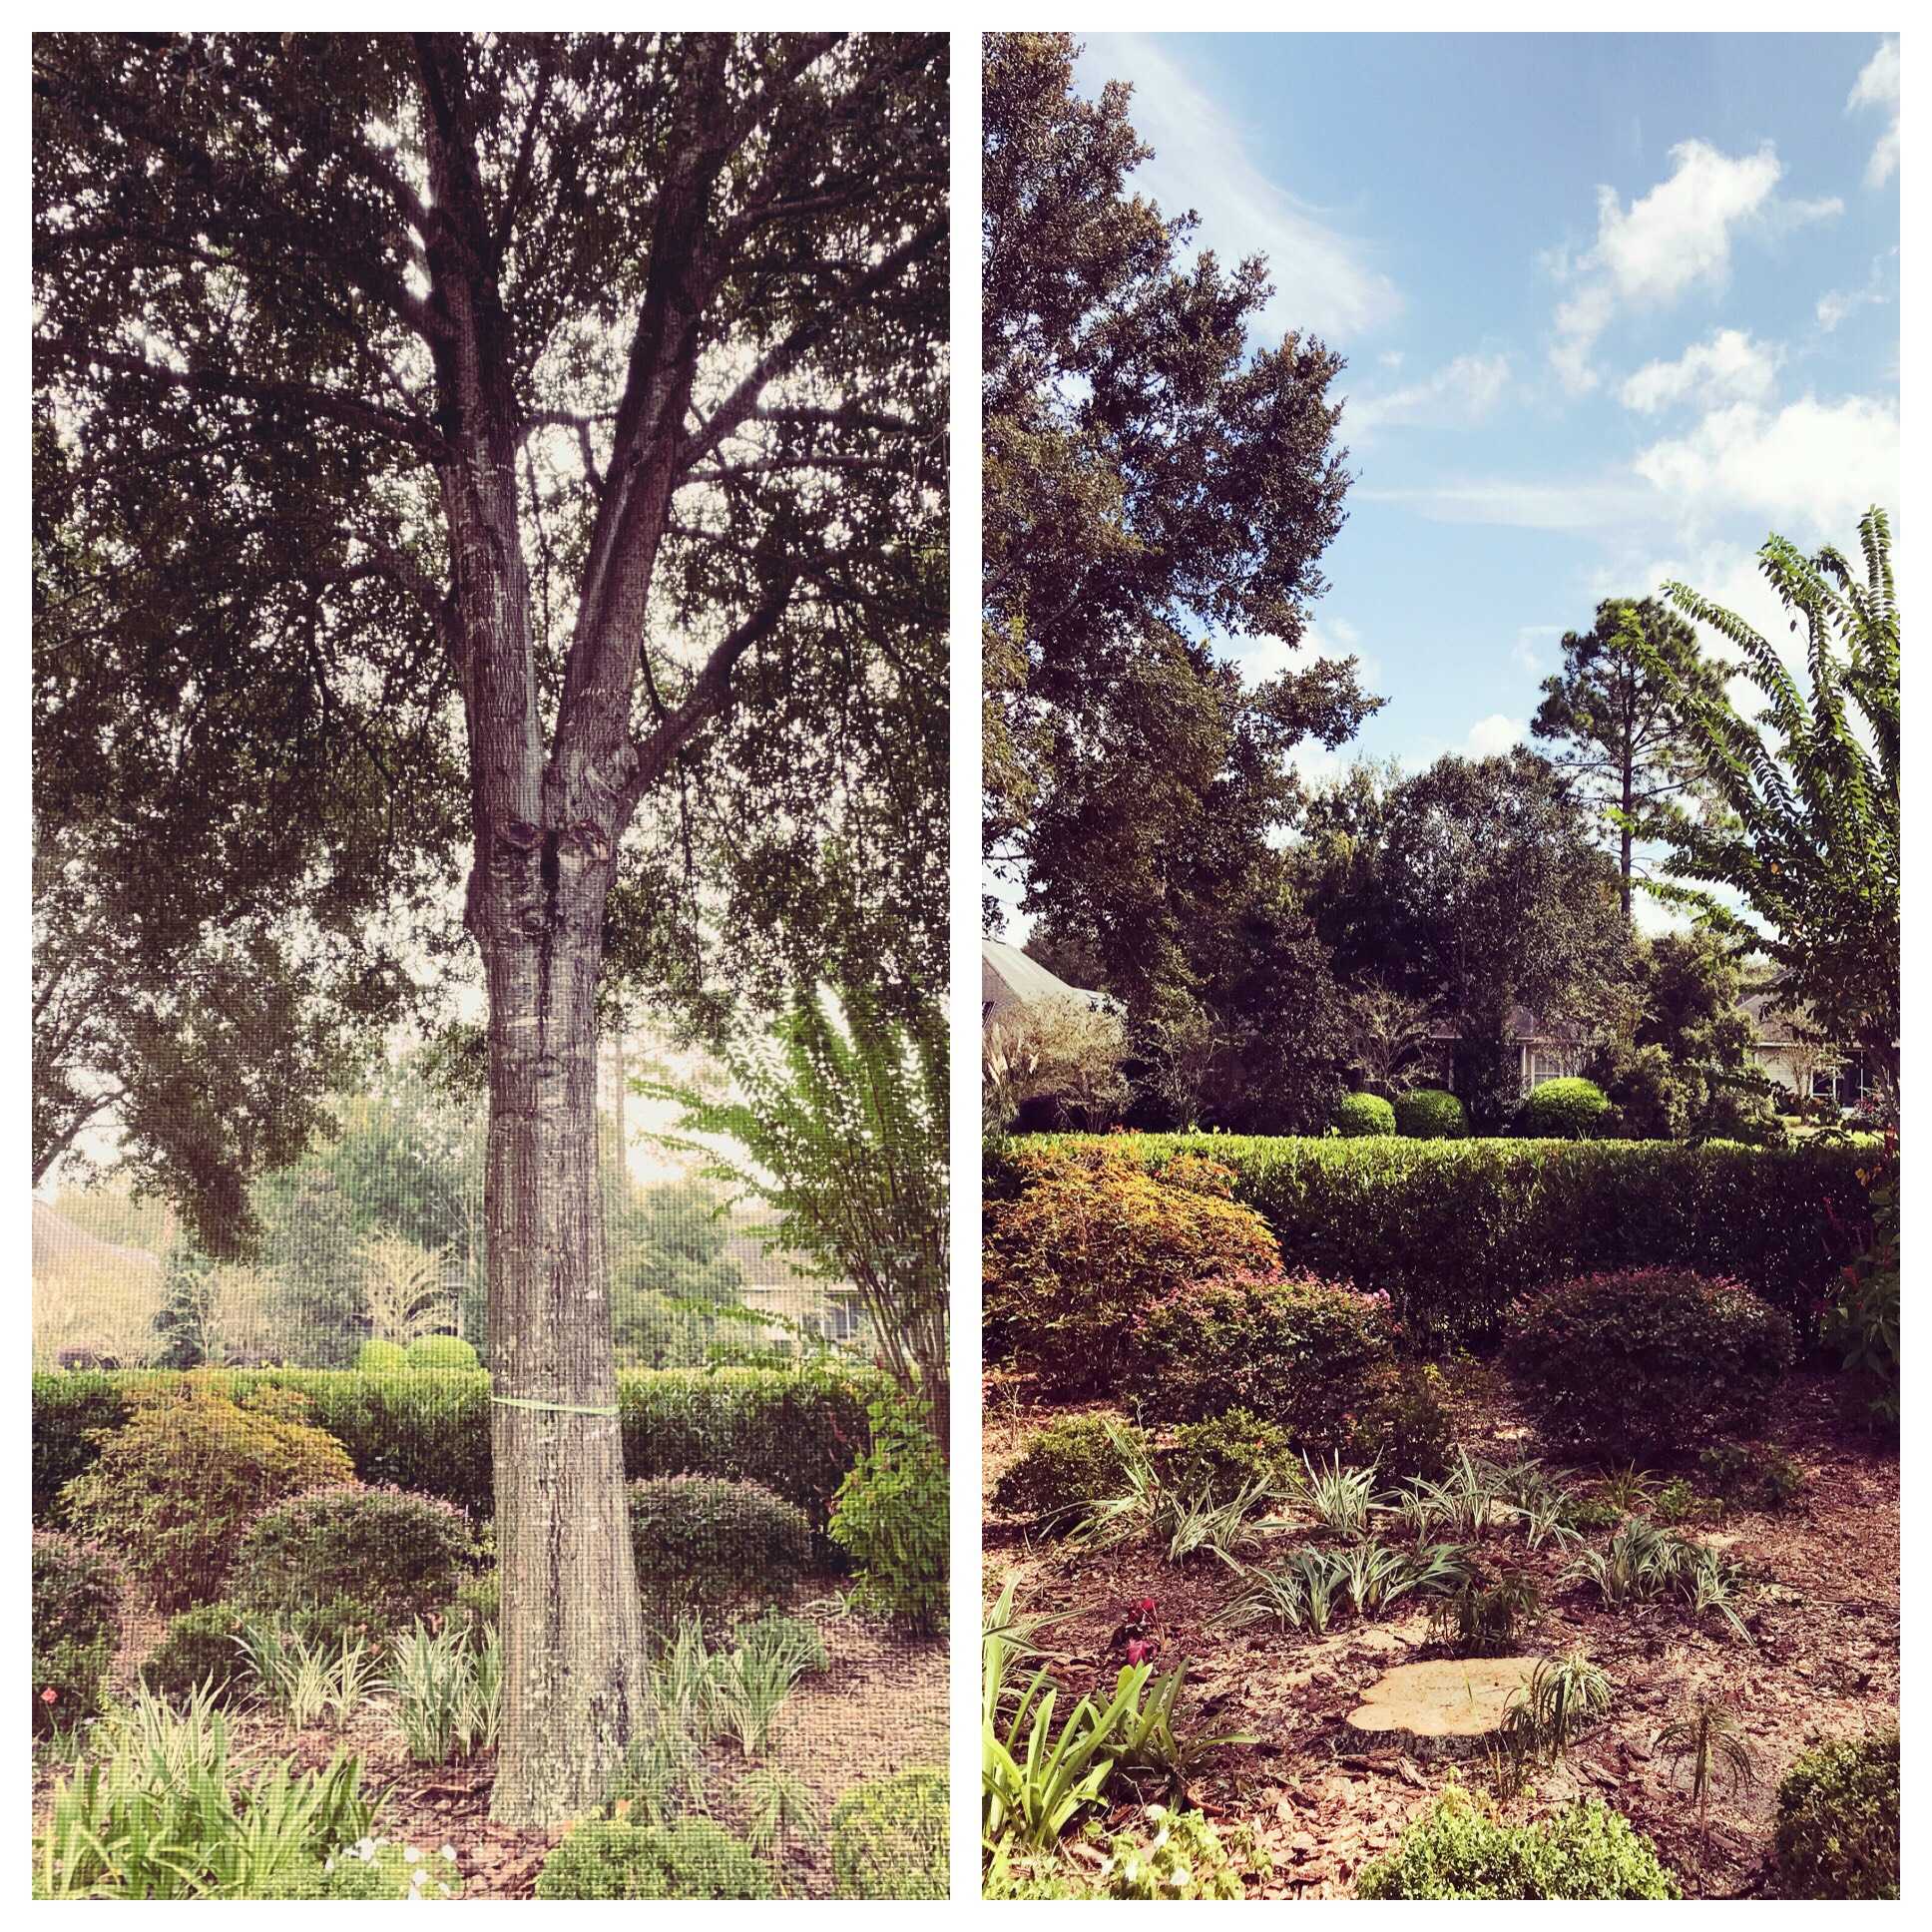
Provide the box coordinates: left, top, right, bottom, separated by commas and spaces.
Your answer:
141, 1603, 248, 1704
1517, 1077, 1616, 1140
233, 1485, 477, 1637
33, 1533, 123, 1736
406, 1334, 479, 1371
991, 1413, 1144, 1522
1393, 1089, 1468, 1140
1346, 1363, 1455, 1482
1157, 1407, 1295, 1502
983, 1144, 1280, 1396
57, 1374, 357, 1610
536, 1818, 773, 1899
627, 1475, 811, 1623
828, 1397, 947, 1633
1773, 1730, 1898, 1899
1356, 1787, 1680, 1899
1331, 1092, 1397, 1138
830, 1767, 948, 1899
355, 1339, 409, 1373
1128, 1273, 1394, 1449
1506, 1267, 1795, 1455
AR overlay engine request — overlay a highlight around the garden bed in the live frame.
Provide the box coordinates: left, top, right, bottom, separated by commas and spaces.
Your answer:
983, 1367, 1897, 1898
37, 1577, 946, 1900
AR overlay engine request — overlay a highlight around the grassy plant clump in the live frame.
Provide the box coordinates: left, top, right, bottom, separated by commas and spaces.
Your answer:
387, 1622, 501, 1763
1772, 1730, 1898, 1900
829, 1767, 948, 1899
992, 1413, 1146, 1523
33, 1684, 378, 1899
1355, 1786, 1680, 1899
534, 1818, 774, 1899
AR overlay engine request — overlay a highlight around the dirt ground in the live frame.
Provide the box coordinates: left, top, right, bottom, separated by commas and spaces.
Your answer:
984, 1368, 1898, 1899
40, 1578, 948, 1900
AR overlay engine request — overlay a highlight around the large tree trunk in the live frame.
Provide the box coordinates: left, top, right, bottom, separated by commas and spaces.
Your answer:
477, 840, 649, 1825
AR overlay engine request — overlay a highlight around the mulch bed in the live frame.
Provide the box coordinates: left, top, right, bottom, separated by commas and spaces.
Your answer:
37, 1578, 947, 1900
984, 1367, 1898, 1899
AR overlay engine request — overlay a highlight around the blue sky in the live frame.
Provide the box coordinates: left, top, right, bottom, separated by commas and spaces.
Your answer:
1065, 33, 1901, 870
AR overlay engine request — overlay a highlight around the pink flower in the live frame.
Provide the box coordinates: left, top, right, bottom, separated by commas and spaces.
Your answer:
1125, 1639, 1153, 1666
1129, 1596, 1157, 1619
40, 1688, 57, 1704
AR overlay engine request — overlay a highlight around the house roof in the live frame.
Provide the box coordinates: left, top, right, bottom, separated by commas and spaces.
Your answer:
981, 938, 1109, 1023
32, 1200, 165, 1281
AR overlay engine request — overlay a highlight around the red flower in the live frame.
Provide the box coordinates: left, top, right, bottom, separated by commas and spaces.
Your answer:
1129, 1596, 1157, 1619
40, 1688, 57, 1704
1125, 1639, 1153, 1666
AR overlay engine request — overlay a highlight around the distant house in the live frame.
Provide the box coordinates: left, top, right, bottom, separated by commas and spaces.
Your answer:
981, 937, 1112, 1027
31, 1199, 166, 1285
724, 1210, 869, 1352
1416, 1005, 1595, 1100
1739, 983, 1876, 1109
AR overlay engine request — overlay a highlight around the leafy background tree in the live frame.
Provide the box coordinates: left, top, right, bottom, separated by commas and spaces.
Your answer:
1643, 508, 1899, 1098
1531, 596, 1727, 921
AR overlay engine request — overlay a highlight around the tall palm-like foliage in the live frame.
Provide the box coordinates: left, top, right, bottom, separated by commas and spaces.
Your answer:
654, 981, 948, 1453
1641, 508, 1898, 1092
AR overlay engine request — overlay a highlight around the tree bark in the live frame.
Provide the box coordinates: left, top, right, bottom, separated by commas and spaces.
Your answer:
474, 832, 648, 1824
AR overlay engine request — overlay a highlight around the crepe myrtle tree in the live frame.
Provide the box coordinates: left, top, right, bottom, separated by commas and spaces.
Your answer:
33, 31, 947, 1822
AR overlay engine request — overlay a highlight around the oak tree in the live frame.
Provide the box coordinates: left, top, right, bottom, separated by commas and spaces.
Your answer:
34, 30, 946, 1822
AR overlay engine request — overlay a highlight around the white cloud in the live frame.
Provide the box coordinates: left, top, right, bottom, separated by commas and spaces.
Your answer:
1345, 352, 1510, 435
1357, 476, 1660, 531
1079, 35, 1402, 342
1847, 38, 1900, 188
1633, 393, 1900, 538
1618, 328, 1780, 414
1544, 141, 1838, 391
1227, 615, 1381, 695
1513, 625, 1564, 676
1379, 349, 1405, 371
1465, 714, 1523, 758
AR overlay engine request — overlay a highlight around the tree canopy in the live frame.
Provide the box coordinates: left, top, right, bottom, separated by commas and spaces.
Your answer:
981, 31, 1370, 947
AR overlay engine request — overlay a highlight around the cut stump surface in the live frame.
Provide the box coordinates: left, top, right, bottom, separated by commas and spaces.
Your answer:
1345, 1657, 1537, 1738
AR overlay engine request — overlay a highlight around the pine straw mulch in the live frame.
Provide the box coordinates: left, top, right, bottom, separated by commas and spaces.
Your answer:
36, 1578, 948, 1900
983, 1367, 1898, 1900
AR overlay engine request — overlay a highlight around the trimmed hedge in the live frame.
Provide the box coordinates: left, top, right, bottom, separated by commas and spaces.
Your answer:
1516, 1077, 1615, 1140
33, 1365, 890, 1537
988, 1134, 1871, 1348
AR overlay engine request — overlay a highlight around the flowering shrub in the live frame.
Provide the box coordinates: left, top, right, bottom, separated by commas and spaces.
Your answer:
234, 1486, 477, 1639
1127, 1274, 1395, 1449
830, 1767, 948, 1898
58, 1374, 356, 1610
1506, 1268, 1795, 1455
983, 1144, 1280, 1396
828, 1396, 947, 1633
536, 1818, 774, 1899
33, 1534, 123, 1737
628, 1475, 812, 1624
992, 1413, 1146, 1523
262, 1838, 466, 1900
